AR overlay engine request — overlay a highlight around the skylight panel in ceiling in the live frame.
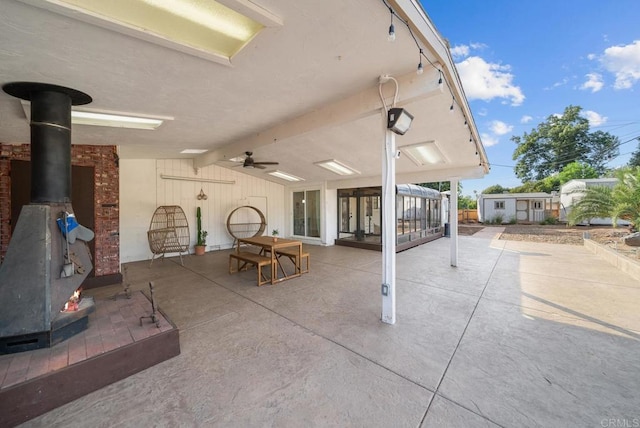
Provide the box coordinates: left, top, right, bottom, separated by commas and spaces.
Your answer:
21, 0, 281, 65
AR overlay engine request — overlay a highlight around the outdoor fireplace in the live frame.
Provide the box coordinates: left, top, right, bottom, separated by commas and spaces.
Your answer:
0, 82, 95, 354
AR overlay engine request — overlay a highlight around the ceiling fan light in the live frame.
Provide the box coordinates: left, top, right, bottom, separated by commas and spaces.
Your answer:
241, 151, 278, 168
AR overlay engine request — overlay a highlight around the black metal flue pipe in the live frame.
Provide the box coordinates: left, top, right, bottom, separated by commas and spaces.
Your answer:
2, 82, 92, 203
30, 90, 72, 203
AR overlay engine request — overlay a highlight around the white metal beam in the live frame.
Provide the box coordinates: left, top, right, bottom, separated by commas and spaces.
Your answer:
381, 126, 397, 324
450, 178, 459, 267
194, 68, 442, 168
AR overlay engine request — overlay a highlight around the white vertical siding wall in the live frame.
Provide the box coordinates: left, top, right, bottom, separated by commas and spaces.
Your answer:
119, 159, 285, 263
120, 159, 157, 263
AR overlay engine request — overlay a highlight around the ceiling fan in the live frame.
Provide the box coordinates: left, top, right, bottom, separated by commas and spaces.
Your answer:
240, 151, 279, 169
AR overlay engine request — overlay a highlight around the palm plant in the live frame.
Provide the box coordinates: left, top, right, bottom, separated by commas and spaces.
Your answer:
568, 167, 640, 229
611, 167, 640, 228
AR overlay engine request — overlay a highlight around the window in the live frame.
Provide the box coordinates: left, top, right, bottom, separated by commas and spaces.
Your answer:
533, 201, 543, 210
494, 201, 505, 210
429, 199, 440, 229
293, 190, 320, 238
415, 198, 423, 232
396, 196, 405, 235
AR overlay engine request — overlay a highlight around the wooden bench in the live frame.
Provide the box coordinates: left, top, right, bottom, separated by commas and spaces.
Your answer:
229, 251, 272, 286
274, 248, 310, 274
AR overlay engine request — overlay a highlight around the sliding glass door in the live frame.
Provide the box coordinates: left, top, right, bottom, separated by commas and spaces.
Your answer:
293, 190, 320, 238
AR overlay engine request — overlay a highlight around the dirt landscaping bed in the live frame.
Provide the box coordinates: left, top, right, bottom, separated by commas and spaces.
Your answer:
458, 224, 639, 262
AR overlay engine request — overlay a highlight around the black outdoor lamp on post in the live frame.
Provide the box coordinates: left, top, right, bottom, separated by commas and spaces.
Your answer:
387, 107, 414, 135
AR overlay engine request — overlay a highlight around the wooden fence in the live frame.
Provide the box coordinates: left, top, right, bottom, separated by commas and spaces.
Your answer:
458, 209, 478, 223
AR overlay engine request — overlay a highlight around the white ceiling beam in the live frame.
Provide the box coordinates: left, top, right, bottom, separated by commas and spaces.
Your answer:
194, 68, 443, 168
216, 0, 283, 27
324, 165, 486, 190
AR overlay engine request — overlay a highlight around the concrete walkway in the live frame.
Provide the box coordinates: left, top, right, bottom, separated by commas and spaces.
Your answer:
21, 233, 640, 427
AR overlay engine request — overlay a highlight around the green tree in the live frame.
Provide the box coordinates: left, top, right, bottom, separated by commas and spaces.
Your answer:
419, 181, 450, 192
568, 167, 640, 228
458, 195, 477, 209
629, 139, 640, 168
557, 161, 599, 184
511, 175, 560, 193
420, 181, 467, 199
510, 181, 540, 193
482, 184, 510, 194
588, 130, 620, 174
511, 162, 598, 194
512, 105, 619, 181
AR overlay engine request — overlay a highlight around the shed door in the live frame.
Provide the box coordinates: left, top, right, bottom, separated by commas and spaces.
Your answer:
516, 200, 528, 221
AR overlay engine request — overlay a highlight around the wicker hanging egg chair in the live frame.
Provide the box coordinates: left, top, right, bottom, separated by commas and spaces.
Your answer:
147, 205, 190, 266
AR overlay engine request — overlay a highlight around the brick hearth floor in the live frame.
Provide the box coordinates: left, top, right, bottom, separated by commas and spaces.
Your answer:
0, 291, 173, 390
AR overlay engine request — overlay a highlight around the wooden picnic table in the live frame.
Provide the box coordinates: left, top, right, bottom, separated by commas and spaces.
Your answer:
235, 236, 304, 284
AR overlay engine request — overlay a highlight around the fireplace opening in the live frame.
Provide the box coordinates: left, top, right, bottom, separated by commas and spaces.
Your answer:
62, 288, 82, 312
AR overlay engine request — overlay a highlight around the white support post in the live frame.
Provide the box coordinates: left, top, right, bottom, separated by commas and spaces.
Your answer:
450, 178, 459, 267
381, 126, 396, 324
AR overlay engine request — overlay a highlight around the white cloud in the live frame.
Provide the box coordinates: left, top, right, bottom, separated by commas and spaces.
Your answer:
455, 56, 525, 106
545, 77, 569, 90
477, 108, 488, 116
582, 110, 607, 127
450, 44, 470, 60
587, 53, 597, 60
520, 115, 533, 124
450, 43, 486, 60
580, 73, 604, 92
600, 40, 640, 89
489, 120, 513, 136
470, 42, 487, 50
480, 133, 499, 147
481, 120, 513, 148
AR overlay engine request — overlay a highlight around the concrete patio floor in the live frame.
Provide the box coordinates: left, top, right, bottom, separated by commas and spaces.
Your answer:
20, 229, 640, 427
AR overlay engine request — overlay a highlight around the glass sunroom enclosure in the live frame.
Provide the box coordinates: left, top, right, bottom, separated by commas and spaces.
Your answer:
336, 184, 443, 251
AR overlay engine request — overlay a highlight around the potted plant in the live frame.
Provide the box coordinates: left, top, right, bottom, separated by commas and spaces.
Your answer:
195, 207, 208, 255
272, 229, 279, 242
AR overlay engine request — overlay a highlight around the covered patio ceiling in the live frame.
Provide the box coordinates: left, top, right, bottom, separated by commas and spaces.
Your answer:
0, 0, 488, 187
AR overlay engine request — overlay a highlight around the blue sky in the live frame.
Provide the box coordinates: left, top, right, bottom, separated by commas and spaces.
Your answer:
422, 1, 640, 196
